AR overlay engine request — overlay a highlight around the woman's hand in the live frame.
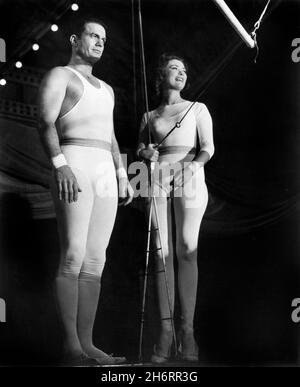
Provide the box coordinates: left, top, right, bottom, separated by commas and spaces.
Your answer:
173, 161, 203, 189
139, 144, 159, 162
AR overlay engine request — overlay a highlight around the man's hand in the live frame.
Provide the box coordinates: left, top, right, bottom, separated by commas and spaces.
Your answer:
118, 177, 134, 206
54, 165, 82, 203
139, 144, 159, 162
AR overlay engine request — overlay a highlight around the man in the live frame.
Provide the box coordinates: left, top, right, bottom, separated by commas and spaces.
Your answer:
38, 17, 133, 366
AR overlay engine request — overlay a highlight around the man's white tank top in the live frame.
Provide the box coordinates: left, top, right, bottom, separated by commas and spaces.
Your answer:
58, 66, 114, 143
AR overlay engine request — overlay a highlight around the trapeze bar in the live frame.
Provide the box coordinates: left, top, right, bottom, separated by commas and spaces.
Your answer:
212, 0, 255, 49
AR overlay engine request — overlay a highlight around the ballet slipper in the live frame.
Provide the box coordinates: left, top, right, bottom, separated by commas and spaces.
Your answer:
177, 329, 199, 362
151, 345, 170, 364
61, 352, 99, 367
95, 353, 127, 365
151, 330, 173, 364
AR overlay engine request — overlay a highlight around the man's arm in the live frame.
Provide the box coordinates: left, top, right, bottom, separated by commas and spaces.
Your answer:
104, 83, 133, 206
38, 67, 81, 203
111, 129, 133, 206
111, 130, 126, 175
38, 67, 67, 158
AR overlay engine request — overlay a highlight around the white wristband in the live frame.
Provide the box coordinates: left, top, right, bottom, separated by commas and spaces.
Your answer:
51, 153, 67, 169
117, 167, 127, 179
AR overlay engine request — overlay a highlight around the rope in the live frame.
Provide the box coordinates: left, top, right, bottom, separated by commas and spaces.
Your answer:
156, 101, 197, 147
251, 0, 271, 63
158, 0, 273, 147
141, 0, 272, 146
136, 0, 177, 362
137, 0, 151, 144
159, 44, 251, 147
157, 43, 238, 147
131, 0, 138, 127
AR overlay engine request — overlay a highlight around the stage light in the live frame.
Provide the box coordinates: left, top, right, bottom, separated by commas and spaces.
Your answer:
71, 3, 79, 11
51, 24, 58, 32
0, 79, 7, 86
32, 43, 39, 51
15, 61, 23, 68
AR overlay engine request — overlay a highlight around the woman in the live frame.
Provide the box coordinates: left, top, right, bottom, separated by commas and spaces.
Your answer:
137, 54, 214, 363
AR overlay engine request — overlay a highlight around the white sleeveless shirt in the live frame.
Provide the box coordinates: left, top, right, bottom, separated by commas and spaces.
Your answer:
58, 66, 114, 143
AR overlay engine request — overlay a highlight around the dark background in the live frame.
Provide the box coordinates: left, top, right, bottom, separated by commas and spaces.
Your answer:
0, 0, 299, 366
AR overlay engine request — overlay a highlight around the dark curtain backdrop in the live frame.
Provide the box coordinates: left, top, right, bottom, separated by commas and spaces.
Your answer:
0, 0, 299, 365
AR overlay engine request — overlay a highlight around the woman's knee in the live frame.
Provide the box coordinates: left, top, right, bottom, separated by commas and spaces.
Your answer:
81, 262, 105, 278
176, 241, 197, 262
154, 243, 172, 261
81, 250, 106, 277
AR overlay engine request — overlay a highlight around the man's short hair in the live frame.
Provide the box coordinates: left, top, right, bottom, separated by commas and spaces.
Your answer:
70, 17, 107, 38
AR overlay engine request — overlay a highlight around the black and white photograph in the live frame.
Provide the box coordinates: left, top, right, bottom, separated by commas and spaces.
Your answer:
0, 0, 299, 378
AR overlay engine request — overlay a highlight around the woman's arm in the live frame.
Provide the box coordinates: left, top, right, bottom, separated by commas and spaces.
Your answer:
137, 113, 159, 162
173, 103, 215, 187
192, 102, 214, 167
185, 103, 214, 175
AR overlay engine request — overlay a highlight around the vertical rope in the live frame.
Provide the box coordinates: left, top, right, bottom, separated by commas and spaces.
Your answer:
131, 0, 138, 127
137, 0, 151, 144
136, 0, 177, 362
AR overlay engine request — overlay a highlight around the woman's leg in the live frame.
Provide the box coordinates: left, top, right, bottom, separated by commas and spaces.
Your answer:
52, 168, 93, 358
150, 195, 175, 360
173, 176, 208, 358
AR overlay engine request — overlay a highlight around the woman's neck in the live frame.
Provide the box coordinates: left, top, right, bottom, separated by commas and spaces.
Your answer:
161, 90, 184, 105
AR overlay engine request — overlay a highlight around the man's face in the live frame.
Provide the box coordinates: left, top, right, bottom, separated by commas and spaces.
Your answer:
76, 22, 106, 64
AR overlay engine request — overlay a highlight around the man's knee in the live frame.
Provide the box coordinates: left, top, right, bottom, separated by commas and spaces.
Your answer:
59, 244, 86, 276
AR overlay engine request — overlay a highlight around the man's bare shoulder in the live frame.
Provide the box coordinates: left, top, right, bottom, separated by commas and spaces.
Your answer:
42, 66, 73, 85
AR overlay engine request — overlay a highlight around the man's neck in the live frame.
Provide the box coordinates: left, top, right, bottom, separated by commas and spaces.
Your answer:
68, 56, 94, 76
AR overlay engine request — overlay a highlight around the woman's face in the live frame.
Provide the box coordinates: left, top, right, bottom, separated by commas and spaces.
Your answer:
162, 59, 187, 91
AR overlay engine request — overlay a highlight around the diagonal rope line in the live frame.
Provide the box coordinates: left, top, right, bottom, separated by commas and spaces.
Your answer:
251, 0, 272, 63
157, 0, 279, 146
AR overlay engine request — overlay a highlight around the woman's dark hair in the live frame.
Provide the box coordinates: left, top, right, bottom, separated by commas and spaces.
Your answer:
70, 17, 108, 38
155, 53, 189, 97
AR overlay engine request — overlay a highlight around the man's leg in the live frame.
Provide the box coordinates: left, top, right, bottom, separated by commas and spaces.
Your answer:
52, 169, 93, 359
77, 184, 121, 362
